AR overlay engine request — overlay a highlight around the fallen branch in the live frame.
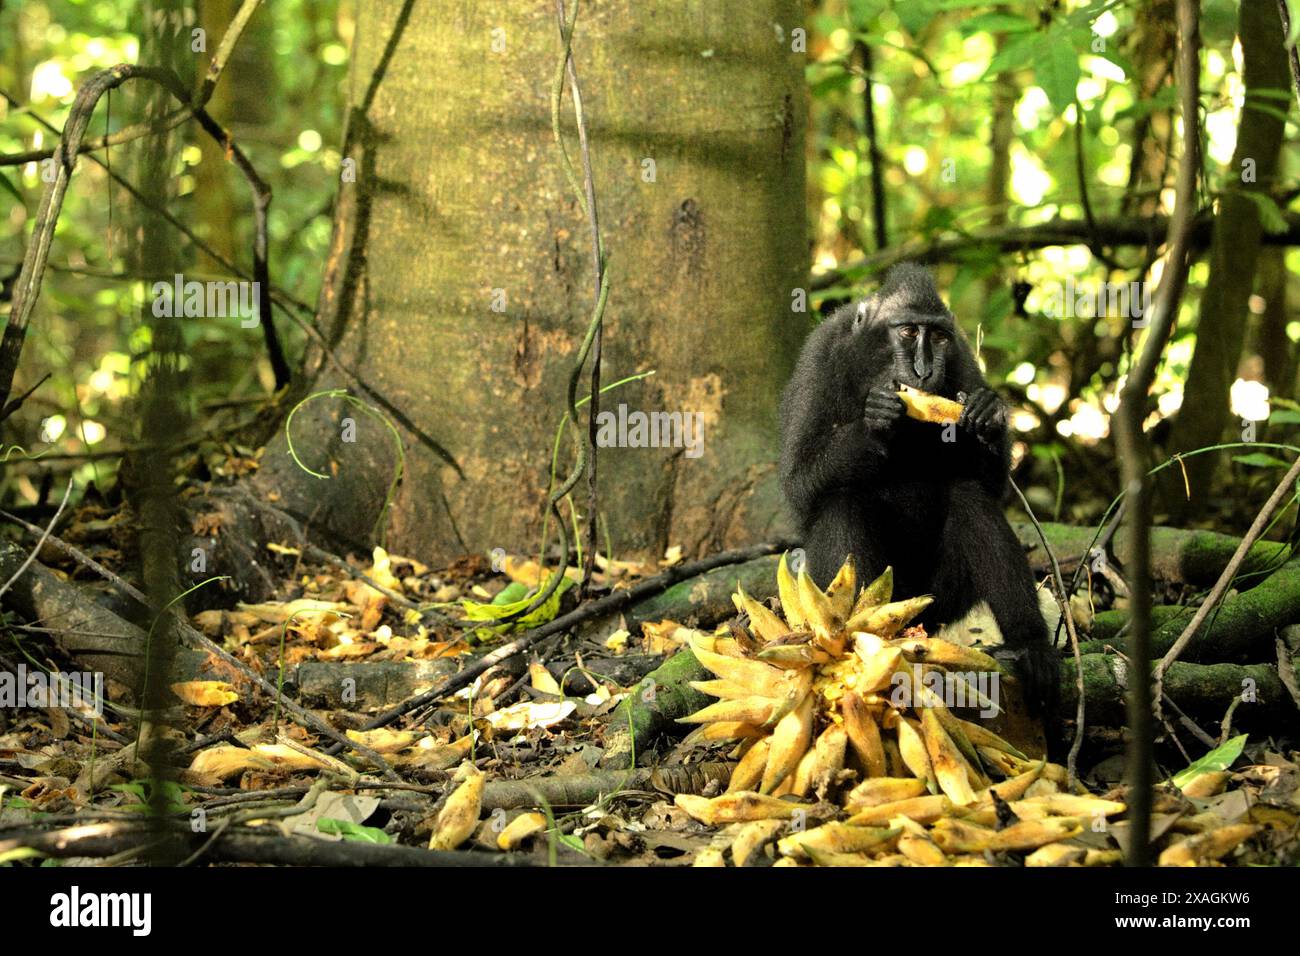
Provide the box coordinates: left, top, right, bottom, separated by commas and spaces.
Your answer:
1063, 654, 1296, 727
598, 649, 711, 770
1011, 521, 1289, 587
480, 762, 735, 810
1080, 559, 1300, 662
326, 539, 794, 752
1154, 453, 1300, 706
0, 821, 537, 867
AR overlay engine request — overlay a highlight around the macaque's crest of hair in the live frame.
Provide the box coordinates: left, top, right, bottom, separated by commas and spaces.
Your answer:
876, 263, 949, 316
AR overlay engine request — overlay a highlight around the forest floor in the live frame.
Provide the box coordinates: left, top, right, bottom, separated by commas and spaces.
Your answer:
0, 505, 1298, 868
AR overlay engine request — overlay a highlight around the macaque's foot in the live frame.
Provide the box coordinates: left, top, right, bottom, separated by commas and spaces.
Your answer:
1010, 641, 1060, 721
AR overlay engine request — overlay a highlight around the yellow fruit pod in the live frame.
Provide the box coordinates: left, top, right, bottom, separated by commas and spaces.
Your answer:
897, 384, 963, 424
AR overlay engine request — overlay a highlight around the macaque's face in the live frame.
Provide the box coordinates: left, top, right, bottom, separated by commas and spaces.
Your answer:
884, 312, 954, 391
824, 294, 959, 403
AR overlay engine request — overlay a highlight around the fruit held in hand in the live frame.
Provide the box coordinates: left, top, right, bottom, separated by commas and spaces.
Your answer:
897, 384, 963, 424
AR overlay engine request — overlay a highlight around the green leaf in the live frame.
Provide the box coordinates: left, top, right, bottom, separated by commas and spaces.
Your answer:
1035, 33, 1081, 114
811, 68, 856, 98
458, 573, 576, 639
0, 173, 22, 206
1171, 734, 1247, 789
959, 12, 1036, 37
1232, 452, 1289, 468
892, 0, 934, 36
111, 782, 148, 801
1268, 410, 1300, 426
980, 286, 1014, 325
1242, 100, 1292, 125
983, 32, 1039, 78
491, 581, 530, 606
1238, 191, 1289, 235
918, 205, 958, 233
316, 818, 392, 844
1067, 0, 1127, 28
0, 848, 46, 864
1249, 87, 1297, 101
930, 0, 1009, 8
809, 285, 860, 305
848, 0, 888, 27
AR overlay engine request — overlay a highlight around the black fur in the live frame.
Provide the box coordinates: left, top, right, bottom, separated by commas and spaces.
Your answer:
779, 264, 1058, 720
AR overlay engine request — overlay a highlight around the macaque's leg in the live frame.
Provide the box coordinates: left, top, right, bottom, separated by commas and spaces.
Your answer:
802, 492, 888, 590
926, 481, 1059, 717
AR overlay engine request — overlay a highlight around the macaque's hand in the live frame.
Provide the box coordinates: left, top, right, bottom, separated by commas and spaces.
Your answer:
863, 386, 905, 433
957, 387, 1007, 446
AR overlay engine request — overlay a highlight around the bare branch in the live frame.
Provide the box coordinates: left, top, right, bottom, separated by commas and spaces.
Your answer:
1111, 0, 1201, 867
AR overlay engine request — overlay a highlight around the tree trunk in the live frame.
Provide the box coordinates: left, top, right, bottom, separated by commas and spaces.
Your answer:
253, 1, 809, 566
1122, 0, 1176, 218
1252, 247, 1297, 396
1159, 0, 1291, 516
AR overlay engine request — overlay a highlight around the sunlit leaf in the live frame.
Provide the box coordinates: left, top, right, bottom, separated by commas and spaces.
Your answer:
1171, 735, 1247, 789
1036, 33, 1080, 115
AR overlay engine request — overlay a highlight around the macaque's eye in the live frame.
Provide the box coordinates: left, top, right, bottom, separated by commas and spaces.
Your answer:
899, 325, 919, 339
932, 330, 950, 344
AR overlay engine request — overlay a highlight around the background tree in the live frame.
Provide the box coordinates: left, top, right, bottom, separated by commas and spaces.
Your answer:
253, 0, 810, 565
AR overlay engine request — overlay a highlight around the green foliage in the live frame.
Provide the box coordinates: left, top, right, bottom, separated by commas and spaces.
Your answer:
453, 572, 576, 642
1232, 452, 1292, 469
110, 779, 189, 815
0, 0, 349, 493
1171, 735, 1248, 789
316, 818, 392, 844
808, 0, 1300, 524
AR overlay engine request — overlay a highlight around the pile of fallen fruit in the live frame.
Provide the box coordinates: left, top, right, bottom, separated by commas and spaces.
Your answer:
657, 556, 1269, 867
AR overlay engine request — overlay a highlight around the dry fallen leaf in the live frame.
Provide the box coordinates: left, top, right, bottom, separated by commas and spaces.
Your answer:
482, 700, 576, 732
529, 662, 562, 696
170, 681, 240, 707
345, 728, 419, 753
188, 743, 335, 780
236, 599, 349, 625
641, 619, 691, 654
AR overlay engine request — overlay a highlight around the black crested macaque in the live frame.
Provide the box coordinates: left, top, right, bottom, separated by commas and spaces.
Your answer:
779, 264, 1058, 719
